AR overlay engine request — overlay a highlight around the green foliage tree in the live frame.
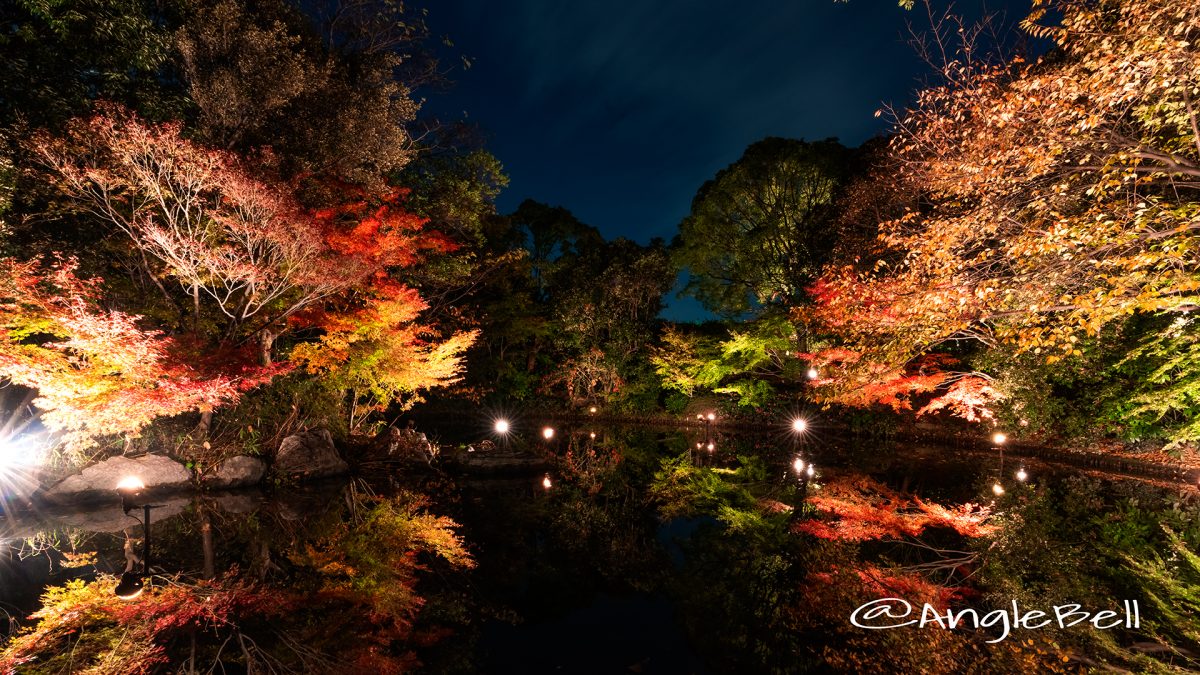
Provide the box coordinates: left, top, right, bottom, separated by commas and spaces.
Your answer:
674, 137, 853, 316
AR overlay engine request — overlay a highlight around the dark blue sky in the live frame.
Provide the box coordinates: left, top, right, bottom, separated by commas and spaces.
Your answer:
421, 0, 1026, 320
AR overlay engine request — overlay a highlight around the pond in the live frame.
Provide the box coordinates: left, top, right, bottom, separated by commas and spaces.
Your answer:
2, 419, 1198, 674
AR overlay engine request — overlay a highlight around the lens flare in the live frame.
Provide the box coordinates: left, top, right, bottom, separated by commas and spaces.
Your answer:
116, 476, 145, 491
494, 419, 510, 434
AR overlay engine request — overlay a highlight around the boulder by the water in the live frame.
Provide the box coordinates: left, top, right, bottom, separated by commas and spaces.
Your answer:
274, 429, 348, 479
362, 425, 437, 465
205, 455, 266, 489
42, 454, 192, 505
444, 445, 547, 473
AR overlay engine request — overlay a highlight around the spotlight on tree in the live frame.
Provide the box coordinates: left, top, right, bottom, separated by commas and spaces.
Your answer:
992, 432, 1007, 445
706, 412, 716, 421
116, 476, 146, 515
542, 427, 555, 440
542, 474, 552, 490
805, 464, 815, 477
807, 368, 819, 380
494, 419, 510, 434
992, 482, 1005, 496
1016, 468, 1028, 482
706, 442, 715, 451
793, 457, 805, 473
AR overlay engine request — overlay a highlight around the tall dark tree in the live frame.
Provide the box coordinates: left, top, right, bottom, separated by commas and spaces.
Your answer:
674, 137, 852, 316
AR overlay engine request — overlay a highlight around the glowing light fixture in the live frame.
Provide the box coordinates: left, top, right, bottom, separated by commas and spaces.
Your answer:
791, 418, 808, 433
494, 419, 510, 434
805, 464, 815, 477
1016, 468, 1028, 482
807, 368, 819, 380
992, 482, 1005, 496
116, 476, 145, 491
992, 432, 1007, 445
793, 457, 805, 473
542, 427, 555, 440
114, 478, 156, 599
542, 474, 552, 490
706, 412, 716, 421
706, 442, 715, 451
589, 406, 597, 414
0, 436, 46, 482
589, 432, 596, 439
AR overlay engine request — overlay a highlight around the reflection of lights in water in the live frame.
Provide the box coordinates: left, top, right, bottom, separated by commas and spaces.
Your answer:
1016, 468, 1028, 482
706, 443, 714, 451
589, 406, 597, 414
793, 457, 805, 473
807, 368, 819, 380
706, 412, 716, 421
805, 464, 815, 477
695, 442, 702, 449
542, 475, 552, 490
494, 419, 510, 434
791, 418, 808, 433
992, 482, 1005, 496
992, 432, 1007, 445
542, 427, 555, 440
114, 573, 145, 600
589, 432, 596, 439
116, 475, 146, 491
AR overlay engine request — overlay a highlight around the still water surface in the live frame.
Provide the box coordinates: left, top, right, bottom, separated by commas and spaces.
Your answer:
1, 421, 1197, 673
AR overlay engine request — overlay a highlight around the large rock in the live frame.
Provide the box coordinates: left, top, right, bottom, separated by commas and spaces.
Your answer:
367, 425, 436, 465
205, 455, 266, 490
274, 429, 348, 479
42, 454, 192, 505
444, 446, 547, 474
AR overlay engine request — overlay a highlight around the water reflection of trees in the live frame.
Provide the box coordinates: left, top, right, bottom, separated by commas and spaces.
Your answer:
3, 428, 1200, 673
0, 482, 475, 673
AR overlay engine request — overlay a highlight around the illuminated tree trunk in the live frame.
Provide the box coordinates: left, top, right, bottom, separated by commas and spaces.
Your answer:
259, 328, 275, 367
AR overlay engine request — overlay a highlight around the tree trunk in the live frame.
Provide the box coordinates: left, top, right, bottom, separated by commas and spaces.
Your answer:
197, 409, 213, 437
192, 285, 201, 332
259, 328, 275, 367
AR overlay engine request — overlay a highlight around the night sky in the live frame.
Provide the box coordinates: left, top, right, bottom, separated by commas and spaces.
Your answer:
421, 0, 1028, 320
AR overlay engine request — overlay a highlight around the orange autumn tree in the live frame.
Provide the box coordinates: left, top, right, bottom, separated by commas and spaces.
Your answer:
31, 107, 353, 363
0, 259, 270, 455
291, 194, 477, 433
25, 107, 474, 446
804, 0, 1200, 425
